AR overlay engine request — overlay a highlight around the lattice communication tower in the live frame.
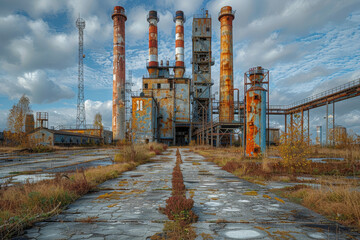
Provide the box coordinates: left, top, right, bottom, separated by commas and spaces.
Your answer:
76, 17, 86, 129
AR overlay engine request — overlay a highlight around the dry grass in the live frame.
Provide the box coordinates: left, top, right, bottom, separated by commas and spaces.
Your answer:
114, 142, 167, 163
310, 146, 360, 162
190, 145, 360, 232
275, 183, 360, 230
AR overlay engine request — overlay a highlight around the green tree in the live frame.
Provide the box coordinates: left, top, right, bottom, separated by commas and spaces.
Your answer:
6, 95, 32, 145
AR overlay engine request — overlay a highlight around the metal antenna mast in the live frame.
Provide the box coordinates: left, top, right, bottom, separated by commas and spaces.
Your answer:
76, 17, 86, 129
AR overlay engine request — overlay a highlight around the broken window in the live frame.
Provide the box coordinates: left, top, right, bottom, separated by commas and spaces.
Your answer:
157, 83, 161, 89
144, 83, 148, 89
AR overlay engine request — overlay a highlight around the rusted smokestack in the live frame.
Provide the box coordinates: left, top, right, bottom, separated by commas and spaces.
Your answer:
147, 10, 159, 77
218, 6, 235, 122
112, 6, 127, 141
174, 10, 185, 78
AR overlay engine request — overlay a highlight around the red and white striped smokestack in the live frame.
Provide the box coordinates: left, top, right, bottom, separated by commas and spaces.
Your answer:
147, 10, 159, 77
112, 6, 127, 141
174, 10, 185, 78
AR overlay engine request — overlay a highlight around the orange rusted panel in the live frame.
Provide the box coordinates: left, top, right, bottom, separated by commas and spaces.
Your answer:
218, 6, 235, 122
112, 6, 127, 141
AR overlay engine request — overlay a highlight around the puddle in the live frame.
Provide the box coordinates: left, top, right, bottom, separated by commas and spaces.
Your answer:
225, 229, 263, 239
2, 173, 55, 184
297, 176, 316, 181
223, 207, 240, 212
307, 232, 327, 239
208, 195, 219, 198
238, 200, 250, 203
266, 182, 321, 190
204, 183, 218, 186
307, 157, 344, 163
205, 202, 222, 207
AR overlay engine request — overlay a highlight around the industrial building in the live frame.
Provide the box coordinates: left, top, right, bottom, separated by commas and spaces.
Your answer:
26, 112, 109, 146
111, 5, 360, 157
109, 6, 267, 156
29, 128, 102, 146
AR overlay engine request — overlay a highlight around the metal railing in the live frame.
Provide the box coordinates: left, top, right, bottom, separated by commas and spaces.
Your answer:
218, 9, 235, 18
57, 125, 110, 131
269, 78, 360, 110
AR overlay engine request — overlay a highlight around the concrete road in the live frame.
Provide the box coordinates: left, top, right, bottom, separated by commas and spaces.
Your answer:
19, 148, 359, 239
0, 149, 117, 185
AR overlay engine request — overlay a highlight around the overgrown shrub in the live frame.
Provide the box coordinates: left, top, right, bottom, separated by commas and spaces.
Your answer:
278, 114, 311, 173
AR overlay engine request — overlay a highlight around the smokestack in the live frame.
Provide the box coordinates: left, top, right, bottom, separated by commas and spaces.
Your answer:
218, 6, 235, 122
174, 10, 185, 78
112, 6, 127, 141
147, 10, 159, 77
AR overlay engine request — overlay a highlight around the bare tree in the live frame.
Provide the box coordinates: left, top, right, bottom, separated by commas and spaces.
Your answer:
93, 113, 103, 139
6, 95, 32, 145
93, 113, 103, 129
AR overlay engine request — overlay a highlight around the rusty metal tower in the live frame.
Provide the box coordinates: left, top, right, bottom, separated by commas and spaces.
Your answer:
192, 9, 214, 124
112, 6, 127, 141
76, 17, 86, 129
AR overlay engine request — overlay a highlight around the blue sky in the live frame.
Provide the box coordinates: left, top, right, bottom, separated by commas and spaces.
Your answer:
0, 0, 360, 138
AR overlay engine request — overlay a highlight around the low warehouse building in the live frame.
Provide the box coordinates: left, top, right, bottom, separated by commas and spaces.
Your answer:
29, 128, 102, 146
60, 128, 113, 144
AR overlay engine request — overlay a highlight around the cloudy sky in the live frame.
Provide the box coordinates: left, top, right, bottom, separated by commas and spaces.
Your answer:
0, 0, 359, 139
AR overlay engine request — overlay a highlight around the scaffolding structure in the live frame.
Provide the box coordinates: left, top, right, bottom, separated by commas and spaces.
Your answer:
191, 10, 214, 126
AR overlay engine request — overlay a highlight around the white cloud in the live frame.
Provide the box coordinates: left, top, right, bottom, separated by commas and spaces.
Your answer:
156, 0, 204, 16
126, 6, 148, 43
158, 10, 174, 36
0, 70, 74, 104
208, 0, 360, 42
0, 15, 77, 73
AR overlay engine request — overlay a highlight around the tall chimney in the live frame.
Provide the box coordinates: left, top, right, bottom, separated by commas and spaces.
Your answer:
147, 10, 159, 77
218, 6, 235, 122
174, 10, 185, 78
112, 6, 127, 141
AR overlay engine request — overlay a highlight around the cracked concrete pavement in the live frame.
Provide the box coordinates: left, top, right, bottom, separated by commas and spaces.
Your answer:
18, 148, 359, 239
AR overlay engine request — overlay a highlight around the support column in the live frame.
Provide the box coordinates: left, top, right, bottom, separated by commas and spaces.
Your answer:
326, 101, 328, 146
285, 114, 287, 140
308, 110, 310, 145
210, 99, 213, 147
301, 109, 304, 141
216, 126, 220, 147
290, 113, 293, 139
333, 102, 335, 146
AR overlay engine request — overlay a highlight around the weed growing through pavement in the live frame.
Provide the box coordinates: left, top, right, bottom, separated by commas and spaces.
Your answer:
152, 149, 198, 240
